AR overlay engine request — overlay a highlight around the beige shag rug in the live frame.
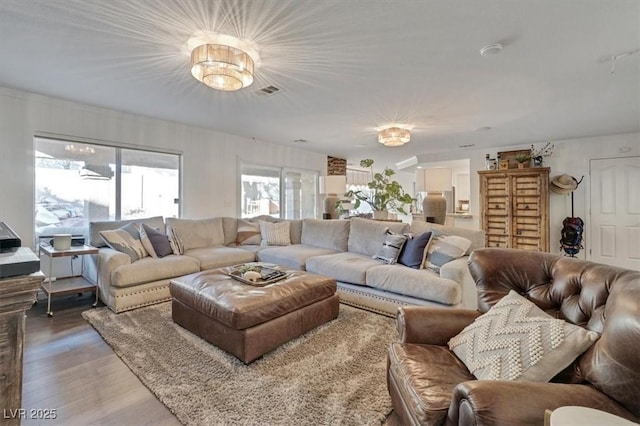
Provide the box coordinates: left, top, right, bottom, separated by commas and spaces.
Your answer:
82, 302, 396, 425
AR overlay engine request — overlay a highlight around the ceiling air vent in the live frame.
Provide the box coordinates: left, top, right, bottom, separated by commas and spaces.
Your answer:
256, 85, 280, 96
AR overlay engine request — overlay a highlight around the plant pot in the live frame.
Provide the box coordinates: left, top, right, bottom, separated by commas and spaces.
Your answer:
517, 163, 526, 169
372, 211, 388, 220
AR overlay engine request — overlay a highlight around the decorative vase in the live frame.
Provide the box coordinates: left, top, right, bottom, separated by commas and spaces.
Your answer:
372, 210, 388, 220
533, 156, 544, 167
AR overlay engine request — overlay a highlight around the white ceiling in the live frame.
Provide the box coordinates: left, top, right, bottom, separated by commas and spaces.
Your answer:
1, 0, 638, 166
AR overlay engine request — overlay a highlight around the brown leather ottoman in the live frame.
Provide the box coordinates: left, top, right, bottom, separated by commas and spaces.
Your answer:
170, 266, 339, 363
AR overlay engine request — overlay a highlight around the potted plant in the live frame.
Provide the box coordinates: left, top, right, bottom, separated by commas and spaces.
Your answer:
339, 159, 414, 220
514, 153, 531, 169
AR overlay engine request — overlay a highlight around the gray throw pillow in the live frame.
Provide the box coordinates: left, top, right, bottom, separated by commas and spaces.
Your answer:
424, 233, 471, 271
448, 291, 599, 382
140, 223, 173, 258
373, 229, 407, 264
99, 222, 147, 262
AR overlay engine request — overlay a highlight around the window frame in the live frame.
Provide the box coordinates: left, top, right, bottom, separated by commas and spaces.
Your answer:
237, 160, 319, 219
33, 132, 182, 241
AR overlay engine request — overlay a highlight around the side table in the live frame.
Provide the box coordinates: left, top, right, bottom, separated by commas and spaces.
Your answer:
39, 244, 99, 317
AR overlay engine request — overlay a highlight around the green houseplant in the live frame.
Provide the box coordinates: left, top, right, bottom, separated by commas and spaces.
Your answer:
339, 159, 414, 219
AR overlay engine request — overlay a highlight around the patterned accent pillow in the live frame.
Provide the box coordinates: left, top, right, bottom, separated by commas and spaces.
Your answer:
99, 222, 148, 262
397, 231, 432, 269
448, 291, 599, 382
139, 223, 173, 258
166, 224, 185, 255
236, 219, 262, 245
259, 221, 291, 246
424, 234, 471, 271
373, 229, 407, 264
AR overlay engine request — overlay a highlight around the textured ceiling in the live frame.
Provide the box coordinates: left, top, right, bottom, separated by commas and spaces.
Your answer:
1, 0, 638, 165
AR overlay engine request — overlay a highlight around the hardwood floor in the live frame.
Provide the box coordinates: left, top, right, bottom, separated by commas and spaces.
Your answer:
22, 292, 181, 426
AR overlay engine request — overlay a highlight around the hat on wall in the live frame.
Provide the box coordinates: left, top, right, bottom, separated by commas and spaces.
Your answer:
550, 174, 578, 195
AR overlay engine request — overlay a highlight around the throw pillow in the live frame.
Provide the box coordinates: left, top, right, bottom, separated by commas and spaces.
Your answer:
259, 221, 291, 246
99, 222, 148, 262
397, 231, 432, 269
236, 219, 262, 245
373, 229, 408, 264
166, 223, 185, 255
448, 290, 599, 382
140, 223, 173, 258
424, 234, 471, 272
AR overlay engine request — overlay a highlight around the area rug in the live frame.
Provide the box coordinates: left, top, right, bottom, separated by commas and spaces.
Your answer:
82, 302, 397, 425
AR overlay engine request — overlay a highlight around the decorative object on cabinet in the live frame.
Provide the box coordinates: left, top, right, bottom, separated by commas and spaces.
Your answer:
416, 168, 452, 224
478, 167, 550, 251
551, 174, 585, 257
497, 149, 531, 169
530, 142, 554, 167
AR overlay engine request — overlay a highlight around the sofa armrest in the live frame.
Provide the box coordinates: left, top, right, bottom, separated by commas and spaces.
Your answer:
440, 256, 478, 309
448, 381, 638, 426
96, 248, 131, 290
396, 306, 480, 345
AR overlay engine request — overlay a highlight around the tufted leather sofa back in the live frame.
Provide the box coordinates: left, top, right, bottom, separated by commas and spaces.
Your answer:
468, 248, 640, 417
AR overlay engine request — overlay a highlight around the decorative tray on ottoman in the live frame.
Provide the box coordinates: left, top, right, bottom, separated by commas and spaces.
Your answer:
227, 263, 289, 287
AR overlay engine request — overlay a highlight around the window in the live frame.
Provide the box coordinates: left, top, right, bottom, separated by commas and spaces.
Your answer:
34, 136, 180, 241
240, 163, 318, 219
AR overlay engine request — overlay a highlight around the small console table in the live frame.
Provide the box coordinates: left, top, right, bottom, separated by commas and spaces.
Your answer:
39, 244, 99, 317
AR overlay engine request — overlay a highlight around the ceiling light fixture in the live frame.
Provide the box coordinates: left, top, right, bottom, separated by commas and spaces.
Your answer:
378, 127, 411, 147
188, 33, 259, 91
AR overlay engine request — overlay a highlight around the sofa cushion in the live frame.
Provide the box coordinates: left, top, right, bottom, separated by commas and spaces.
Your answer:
301, 218, 350, 252
259, 220, 291, 246
139, 223, 173, 258
373, 230, 407, 264
184, 246, 256, 270
448, 291, 600, 382
366, 264, 461, 305
236, 219, 262, 245
424, 234, 471, 272
165, 217, 225, 252
288, 219, 303, 245
111, 255, 200, 288
257, 244, 338, 270
221, 217, 238, 245
90, 216, 165, 248
388, 343, 475, 425
306, 252, 384, 285
99, 222, 148, 262
398, 231, 432, 269
348, 217, 409, 257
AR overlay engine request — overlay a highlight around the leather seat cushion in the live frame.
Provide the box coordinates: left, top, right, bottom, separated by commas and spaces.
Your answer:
388, 343, 476, 425
170, 268, 336, 329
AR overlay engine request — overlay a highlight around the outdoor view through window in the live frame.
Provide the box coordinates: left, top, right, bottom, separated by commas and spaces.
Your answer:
34, 137, 180, 242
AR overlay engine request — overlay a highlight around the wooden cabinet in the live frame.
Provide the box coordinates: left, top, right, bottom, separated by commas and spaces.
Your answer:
478, 167, 550, 251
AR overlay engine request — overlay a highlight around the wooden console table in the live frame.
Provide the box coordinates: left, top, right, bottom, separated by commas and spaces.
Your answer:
0, 271, 44, 425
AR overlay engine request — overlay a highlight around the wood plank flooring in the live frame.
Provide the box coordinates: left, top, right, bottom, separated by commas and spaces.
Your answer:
22, 292, 181, 426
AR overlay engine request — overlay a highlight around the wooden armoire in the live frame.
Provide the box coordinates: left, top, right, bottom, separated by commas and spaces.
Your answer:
478, 167, 550, 251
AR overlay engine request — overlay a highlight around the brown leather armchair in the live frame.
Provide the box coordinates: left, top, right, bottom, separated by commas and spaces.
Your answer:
387, 248, 640, 425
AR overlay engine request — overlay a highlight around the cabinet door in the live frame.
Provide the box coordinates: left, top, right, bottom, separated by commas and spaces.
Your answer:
511, 216, 543, 250
511, 171, 547, 251
481, 174, 509, 247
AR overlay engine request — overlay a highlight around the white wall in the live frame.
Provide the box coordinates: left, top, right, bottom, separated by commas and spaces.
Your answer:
0, 87, 327, 247
394, 132, 640, 259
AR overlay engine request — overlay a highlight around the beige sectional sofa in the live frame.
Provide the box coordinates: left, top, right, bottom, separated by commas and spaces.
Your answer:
85, 216, 484, 316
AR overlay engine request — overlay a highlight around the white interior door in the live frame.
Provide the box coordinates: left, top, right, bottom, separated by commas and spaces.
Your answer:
590, 156, 640, 270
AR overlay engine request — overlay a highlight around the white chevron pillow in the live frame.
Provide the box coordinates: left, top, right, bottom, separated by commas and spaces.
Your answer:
448, 290, 599, 382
